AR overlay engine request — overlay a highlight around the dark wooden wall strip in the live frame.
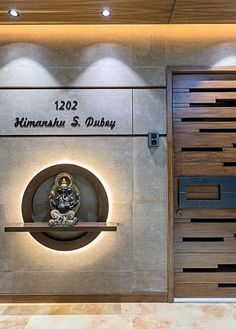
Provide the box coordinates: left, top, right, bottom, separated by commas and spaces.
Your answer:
199, 128, 236, 133
218, 283, 236, 288
189, 88, 236, 92
174, 107, 236, 119
183, 265, 236, 273
175, 283, 236, 298
181, 147, 223, 152
182, 118, 236, 122
224, 162, 236, 166
0, 134, 167, 138
190, 101, 236, 107
0, 86, 167, 90
182, 237, 224, 242
0, 293, 167, 303
191, 218, 236, 223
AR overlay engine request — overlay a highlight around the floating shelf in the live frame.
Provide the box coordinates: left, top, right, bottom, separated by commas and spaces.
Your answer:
4, 222, 117, 233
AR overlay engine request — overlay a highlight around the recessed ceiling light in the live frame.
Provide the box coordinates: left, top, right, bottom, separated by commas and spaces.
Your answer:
8, 8, 20, 17
101, 8, 111, 17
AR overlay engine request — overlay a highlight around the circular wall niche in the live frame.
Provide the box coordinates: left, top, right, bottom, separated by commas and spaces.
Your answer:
22, 164, 109, 251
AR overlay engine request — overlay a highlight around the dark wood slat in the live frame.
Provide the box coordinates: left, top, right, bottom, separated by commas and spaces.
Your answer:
175, 272, 236, 283
174, 122, 236, 133
5, 222, 118, 232
173, 92, 216, 104
174, 218, 191, 224
175, 149, 236, 163
175, 223, 236, 239
186, 185, 220, 193
173, 74, 236, 89
185, 185, 220, 200
173, 107, 236, 119
175, 253, 236, 269
186, 192, 220, 200
175, 283, 236, 298
175, 238, 236, 253
173, 92, 236, 104
175, 162, 236, 176
175, 133, 236, 148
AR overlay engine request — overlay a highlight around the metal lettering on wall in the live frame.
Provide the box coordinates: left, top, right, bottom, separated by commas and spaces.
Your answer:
0, 88, 132, 135
14, 116, 116, 130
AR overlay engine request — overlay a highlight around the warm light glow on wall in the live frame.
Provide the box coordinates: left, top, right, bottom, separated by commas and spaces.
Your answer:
1, 24, 236, 43
13, 228, 117, 272
17, 159, 113, 254
29, 230, 107, 254
23, 159, 112, 221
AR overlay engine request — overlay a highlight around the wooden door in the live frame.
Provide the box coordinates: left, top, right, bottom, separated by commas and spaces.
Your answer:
169, 68, 236, 298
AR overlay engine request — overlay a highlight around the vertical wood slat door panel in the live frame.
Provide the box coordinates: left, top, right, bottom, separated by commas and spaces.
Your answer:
173, 71, 236, 298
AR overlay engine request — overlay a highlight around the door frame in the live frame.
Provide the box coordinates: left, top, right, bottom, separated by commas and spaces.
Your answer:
166, 66, 236, 302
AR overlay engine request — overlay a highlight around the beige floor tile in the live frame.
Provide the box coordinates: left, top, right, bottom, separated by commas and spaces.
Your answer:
34, 304, 52, 315
47, 303, 122, 315
3, 305, 38, 315
0, 306, 7, 315
25, 315, 132, 329
0, 303, 236, 329
0, 315, 29, 329
121, 303, 133, 315
131, 303, 236, 329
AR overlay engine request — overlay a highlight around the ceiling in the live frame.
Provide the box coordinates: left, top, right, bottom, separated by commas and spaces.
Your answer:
1, 0, 236, 24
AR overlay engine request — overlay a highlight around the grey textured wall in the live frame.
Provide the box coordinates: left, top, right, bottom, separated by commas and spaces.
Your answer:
0, 24, 235, 295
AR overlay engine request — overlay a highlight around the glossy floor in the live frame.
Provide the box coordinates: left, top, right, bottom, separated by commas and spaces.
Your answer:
0, 303, 235, 329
